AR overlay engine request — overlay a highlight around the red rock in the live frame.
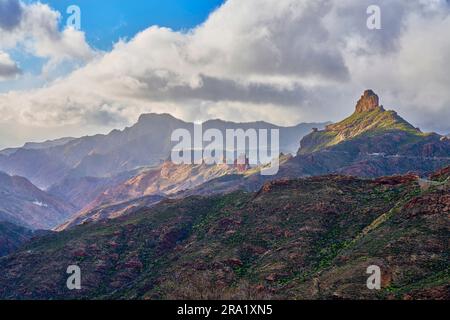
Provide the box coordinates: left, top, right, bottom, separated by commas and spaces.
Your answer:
255, 285, 265, 292
355, 90, 382, 113
259, 179, 291, 194
374, 173, 419, 185
226, 258, 243, 267
430, 166, 450, 181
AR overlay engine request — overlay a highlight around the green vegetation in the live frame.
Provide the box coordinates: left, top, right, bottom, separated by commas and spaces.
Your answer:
0, 170, 447, 300
299, 107, 426, 154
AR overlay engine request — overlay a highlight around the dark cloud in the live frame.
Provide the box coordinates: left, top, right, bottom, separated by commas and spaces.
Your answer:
0, 59, 21, 78
0, 0, 23, 31
133, 72, 310, 107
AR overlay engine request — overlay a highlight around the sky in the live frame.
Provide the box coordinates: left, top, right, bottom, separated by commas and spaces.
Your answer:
0, 0, 449, 149
23, 0, 226, 50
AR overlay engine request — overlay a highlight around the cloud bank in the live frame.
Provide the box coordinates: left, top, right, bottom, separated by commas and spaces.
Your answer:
0, 0, 449, 148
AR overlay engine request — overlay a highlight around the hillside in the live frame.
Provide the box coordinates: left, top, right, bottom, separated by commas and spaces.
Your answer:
0, 222, 34, 257
47, 169, 142, 211
299, 90, 443, 155
56, 161, 249, 230
57, 195, 165, 231
0, 167, 448, 299
0, 172, 76, 230
0, 115, 326, 188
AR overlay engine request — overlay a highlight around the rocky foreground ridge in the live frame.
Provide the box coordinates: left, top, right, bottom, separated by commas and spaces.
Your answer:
0, 166, 448, 300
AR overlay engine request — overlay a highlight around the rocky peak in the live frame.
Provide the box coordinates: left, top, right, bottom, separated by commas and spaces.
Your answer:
355, 90, 383, 113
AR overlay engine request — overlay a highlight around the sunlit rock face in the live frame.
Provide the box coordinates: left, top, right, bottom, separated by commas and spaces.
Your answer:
355, 90, 383, 113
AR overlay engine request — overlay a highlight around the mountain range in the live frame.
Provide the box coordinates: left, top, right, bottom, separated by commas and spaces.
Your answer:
0, 90, 449, 300
50, 91, 448, 231
29, 90, 450, 231
0, 116, 327, 189
148, 90, 450, 201
1, 89, 448, 233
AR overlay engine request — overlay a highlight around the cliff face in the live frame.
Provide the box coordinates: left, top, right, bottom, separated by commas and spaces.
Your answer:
355, 90, 383, 113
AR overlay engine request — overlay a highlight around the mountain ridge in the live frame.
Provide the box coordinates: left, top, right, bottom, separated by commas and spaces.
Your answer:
299, 90, 430, 154
0, 171, 75, 230
0, 167, 447, 299
54, 91, 450, 229
0, 115, 327, 188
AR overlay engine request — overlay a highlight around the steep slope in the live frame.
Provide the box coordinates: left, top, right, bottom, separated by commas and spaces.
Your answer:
0, 172, 75, 230
0, 114, 326, 188
290, 170, 450, 299
47, 169, 142, 211
0, 222, 34, 257
294, 92, 450, 178
0, 169, 447, 300
57, 195, 166, 231
47, 176, 118, 211
58, 161, 249, 230
0, 148, 71, 189
299, 90, 441, 155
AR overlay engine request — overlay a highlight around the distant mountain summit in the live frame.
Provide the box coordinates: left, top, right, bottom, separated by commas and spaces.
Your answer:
0, 115, 327, 188
183, 90, 450, 198
355, 89, 382, 113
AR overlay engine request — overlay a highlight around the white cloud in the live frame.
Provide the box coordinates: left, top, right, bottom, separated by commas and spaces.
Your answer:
0, 0, 449, 148
0, 0, 95, 75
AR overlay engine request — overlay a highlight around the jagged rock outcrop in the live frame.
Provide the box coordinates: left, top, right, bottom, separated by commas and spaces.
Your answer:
295, 90, 450, 178
355, 89, 384, 113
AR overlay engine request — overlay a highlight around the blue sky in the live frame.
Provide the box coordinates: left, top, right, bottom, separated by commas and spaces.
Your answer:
1, 0, 225, 92
25, 0, 225, 50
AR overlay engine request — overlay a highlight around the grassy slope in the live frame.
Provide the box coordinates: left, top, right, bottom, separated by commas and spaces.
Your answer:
0, 171, 448, 300
299, 108, 426, 154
